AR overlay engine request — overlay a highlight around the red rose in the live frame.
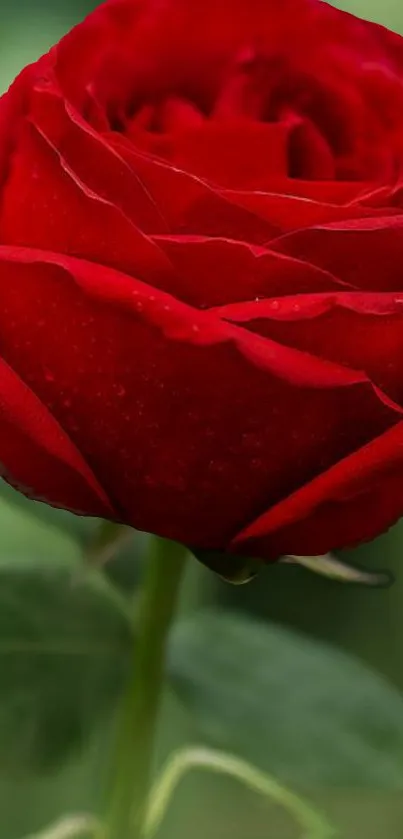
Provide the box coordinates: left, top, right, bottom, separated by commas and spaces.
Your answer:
1, 0, 403, 563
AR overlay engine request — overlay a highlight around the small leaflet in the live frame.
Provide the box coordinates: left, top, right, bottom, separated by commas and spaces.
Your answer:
282, 553, 392, 587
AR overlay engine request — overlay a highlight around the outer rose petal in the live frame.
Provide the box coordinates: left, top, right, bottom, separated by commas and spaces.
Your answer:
0, 355, 114, 518
214, 291, 403, 405
0, 117, 172, 283
232, 422, 403, 558
0, 66, 34, 189
0, 247, 398, 550
28, 80, 168, 232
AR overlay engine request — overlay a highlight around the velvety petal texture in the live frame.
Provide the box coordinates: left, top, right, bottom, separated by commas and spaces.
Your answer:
1, 0, 403, 562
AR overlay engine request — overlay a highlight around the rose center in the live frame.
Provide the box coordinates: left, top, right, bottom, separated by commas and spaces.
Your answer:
86, 47, 400, 184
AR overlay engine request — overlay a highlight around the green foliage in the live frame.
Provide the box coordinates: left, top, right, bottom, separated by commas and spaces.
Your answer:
0, 482, 144, 592
0, 558, 131, 774
335, 0, 403, 31
0, 482, 98, 548
168, 610, 403, 788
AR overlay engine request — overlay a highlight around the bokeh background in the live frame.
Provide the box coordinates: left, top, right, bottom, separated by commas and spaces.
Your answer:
1, 1, 403, 838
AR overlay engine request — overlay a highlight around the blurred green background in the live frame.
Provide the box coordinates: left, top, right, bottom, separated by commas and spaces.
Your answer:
1, 1, 403, 838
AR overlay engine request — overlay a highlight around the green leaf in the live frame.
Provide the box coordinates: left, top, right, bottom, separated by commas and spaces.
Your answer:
0, 480, 99, 547
0, 559, 132, 774
0, 481, 145, 593
168, 611, 403, 788
0, 497, 84, 571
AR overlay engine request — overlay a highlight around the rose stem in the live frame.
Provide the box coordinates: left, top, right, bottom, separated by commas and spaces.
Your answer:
103, 536, 188, 839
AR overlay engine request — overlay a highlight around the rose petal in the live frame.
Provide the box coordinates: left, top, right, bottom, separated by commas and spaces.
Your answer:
0, 117, 172, 283
271, 215, 403, 289
29, 79, 167, 232
232, 420, 403, 558
0, 246, 397, 550
152, 234, 353, 307
222, 189, 403, 234
170, 120, 289, 187
0, 354, 114, 518
108, 140, 278, 241
215, 290, 403, 405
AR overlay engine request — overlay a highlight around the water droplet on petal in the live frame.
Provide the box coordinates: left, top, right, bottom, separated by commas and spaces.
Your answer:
251, 458, 262, 469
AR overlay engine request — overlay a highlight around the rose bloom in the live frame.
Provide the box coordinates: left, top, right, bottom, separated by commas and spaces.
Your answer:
0, 0, 403, 566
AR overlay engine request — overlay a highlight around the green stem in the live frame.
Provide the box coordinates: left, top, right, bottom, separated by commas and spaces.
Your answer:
27, 815, 99, 839
145, 747, 335, 839
103, 537, 188, 839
